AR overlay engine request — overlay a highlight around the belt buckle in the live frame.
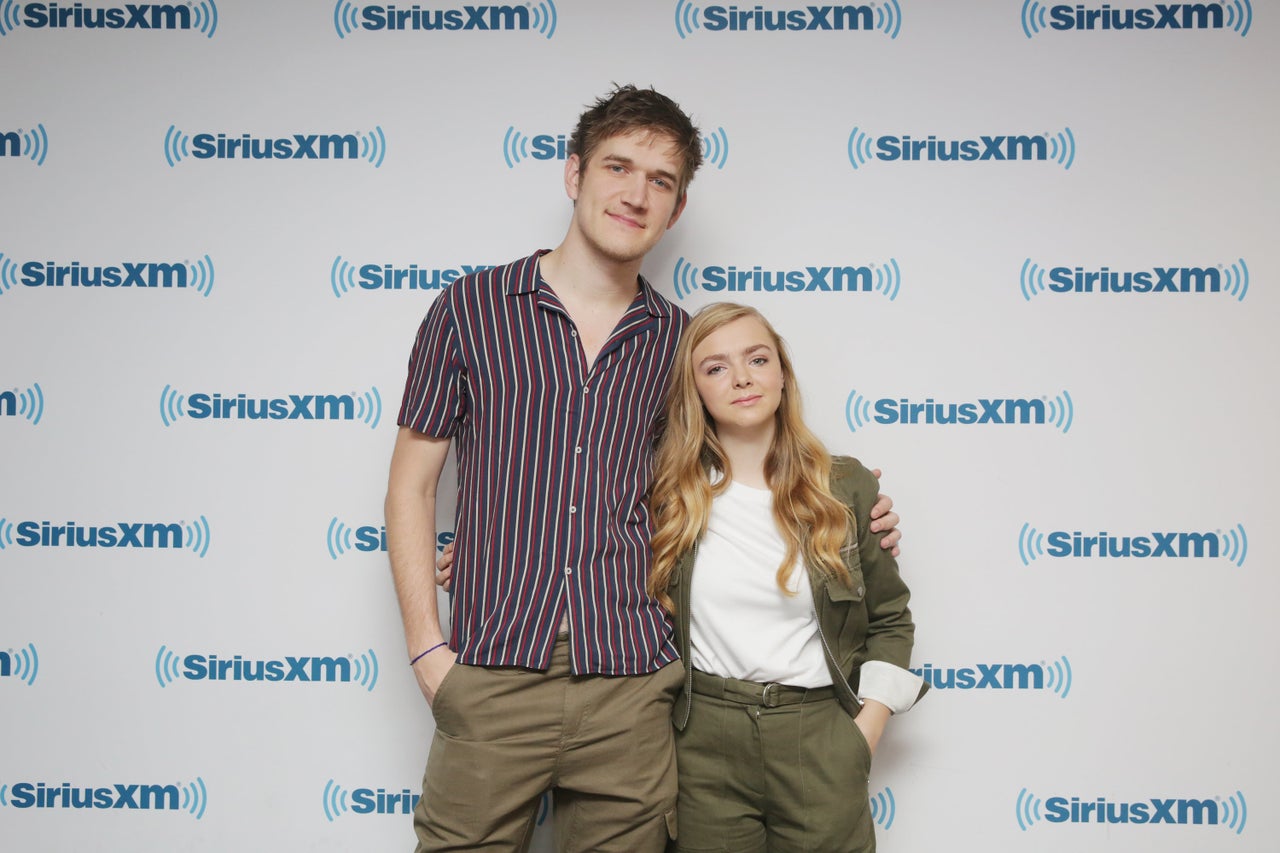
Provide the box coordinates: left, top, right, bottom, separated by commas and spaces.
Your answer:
761, 682, 781, 707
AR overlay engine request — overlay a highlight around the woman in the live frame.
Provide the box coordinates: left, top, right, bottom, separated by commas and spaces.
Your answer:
649, 303, 926, 853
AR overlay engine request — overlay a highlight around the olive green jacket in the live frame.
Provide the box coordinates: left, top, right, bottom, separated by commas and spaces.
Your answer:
669, 456, 927, 729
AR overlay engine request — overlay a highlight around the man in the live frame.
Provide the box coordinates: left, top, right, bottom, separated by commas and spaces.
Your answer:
386, 85, 901, 853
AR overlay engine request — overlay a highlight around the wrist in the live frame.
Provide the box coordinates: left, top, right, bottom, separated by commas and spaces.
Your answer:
410, 641, 449, 666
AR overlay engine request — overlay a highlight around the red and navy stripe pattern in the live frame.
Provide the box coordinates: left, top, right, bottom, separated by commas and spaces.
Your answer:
398, 251, 686, 675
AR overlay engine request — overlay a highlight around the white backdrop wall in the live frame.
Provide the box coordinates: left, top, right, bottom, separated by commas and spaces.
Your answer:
1, 1, 1276, 851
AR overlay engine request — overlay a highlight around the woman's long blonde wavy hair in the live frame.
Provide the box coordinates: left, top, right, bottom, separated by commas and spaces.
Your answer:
648, 303, 854, 612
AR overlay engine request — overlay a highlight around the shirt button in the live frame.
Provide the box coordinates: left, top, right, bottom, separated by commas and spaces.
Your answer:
565, 566, 573, 575
569, 506, 577, 514
857, 586, 865, 597
575, 446, 582, 454
583, 387, 590, 394
570, 330, 578, 337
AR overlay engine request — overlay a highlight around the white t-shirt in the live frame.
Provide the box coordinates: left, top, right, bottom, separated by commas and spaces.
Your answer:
689, 479, 832, 688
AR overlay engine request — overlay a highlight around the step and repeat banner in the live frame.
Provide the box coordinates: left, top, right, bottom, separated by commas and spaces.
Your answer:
1, 2, 1275, 851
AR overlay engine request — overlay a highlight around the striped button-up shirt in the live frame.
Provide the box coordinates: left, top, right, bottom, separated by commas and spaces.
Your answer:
397, 251, 687, 675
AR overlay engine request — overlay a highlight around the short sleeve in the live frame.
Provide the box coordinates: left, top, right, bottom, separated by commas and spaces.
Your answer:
396, 296, 466, 437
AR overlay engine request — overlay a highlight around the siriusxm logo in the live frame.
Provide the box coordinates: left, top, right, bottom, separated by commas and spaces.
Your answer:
0, 643, 40, 686
0, 124, 49, 165
164, 126, 386, 168
331, 256, 494, 298
0, 778, 208, 818
327, 519, 454, 560
846, 390, 1074, 433
675, 1, 901, 38
673, 257, 900, 301
0, 253, 214, 296
869, 787, 897, 831
1017, 788, 1248, 833
0, 382, 44, 425
159, 386, 383, 429
1021, 1, 1252, 38
0, 1, 217, 36
502, 126, 730, 170
911, 657, 1072, 697
0, 516, 211, 556
849, 127, 1076, 169
155, 646, 380, 691
333, 1, 557, 39
1021, 258, 1249, 302
1018, 523, 1248, 566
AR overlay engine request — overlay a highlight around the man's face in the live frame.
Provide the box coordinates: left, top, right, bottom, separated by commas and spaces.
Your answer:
564, 130, 688, 265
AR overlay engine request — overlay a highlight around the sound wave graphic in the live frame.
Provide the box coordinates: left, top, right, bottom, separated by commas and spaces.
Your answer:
1044, 655, 1072, 698
5, 643, 40, 686
331, 256, 359, 298
1222, 258, 1249, 301
674, 0, 702, 39
159, 384, 186, 427
327, 517, 356, 560
192, 1, 218, 38
1222, 790, 1249, 834
1016, 787, 1042, 829
12, 382, 45, 425
1018, 522, 1045, 566
0, 252, 17, 293
353, 649, 379, 692
323, 779, 351, 821
155, 645, 183, 687
530, 0, 557, 39
17, 124, 50, 166
870, 786, 896, 830
0, 0, 20, 36
180, 777, 208, 820
845, 390, 873, 434
700, 127, 729, 170
1220, 523, 1248, 567
672, 257, 700, 301
356, 386, 382, 429
0, 518, 13, 550
334, 1, 360, 38
359, 126, 387, 168
847, 127, 875, 169
1047, 390, 1073, 434
1226, 0, 1253, 36
188, 254, 215, 297
876, 0, 902, 39
1020, 0, 1049, 38
1019, 258, 1048, 301
1047, 127, 1076, 169
164, 125, 191, 167
502, 127, 531, 168
874, 259, 902, 301
184, 515, 212, 558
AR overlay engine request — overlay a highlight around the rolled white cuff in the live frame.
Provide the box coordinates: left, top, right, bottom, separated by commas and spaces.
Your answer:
858, 660, 925, 714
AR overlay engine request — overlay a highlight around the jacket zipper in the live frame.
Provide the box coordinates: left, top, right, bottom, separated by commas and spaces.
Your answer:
678, 542, 697, 729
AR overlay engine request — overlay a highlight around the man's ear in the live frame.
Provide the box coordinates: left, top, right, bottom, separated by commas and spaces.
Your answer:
564, 153, 582, 202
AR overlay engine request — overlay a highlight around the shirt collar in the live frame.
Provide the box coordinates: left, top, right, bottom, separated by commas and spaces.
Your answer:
508, 249, 672, 320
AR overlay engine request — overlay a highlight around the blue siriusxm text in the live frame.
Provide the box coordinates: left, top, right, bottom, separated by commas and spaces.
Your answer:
6, 781, 183, 810
878, 134, 1048, 161
1050, 4, 1225, 31
354, 4, 531, 31
701, 265, 874, 293
911, 663, 1049, 690
17, 3, 193, 29
1048, 266, 1223, 293
876, 398, 1047, 425
190, 133, 361, 160
1046, 795, 1220, 824
702, 5, 874, 31
9, 521, 184, 548
1047, 531, 1219, 558
354, 787, 419, 814
358, 264, 493, 291
181, 654, 356, 683
188, 394, 359, 420
20, 261, 191, 289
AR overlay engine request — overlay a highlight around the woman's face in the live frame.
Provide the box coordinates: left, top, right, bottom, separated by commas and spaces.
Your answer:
689, 316, 785, 438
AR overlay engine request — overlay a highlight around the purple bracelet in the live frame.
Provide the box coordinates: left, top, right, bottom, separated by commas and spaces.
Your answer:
410, 642, 448, 666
